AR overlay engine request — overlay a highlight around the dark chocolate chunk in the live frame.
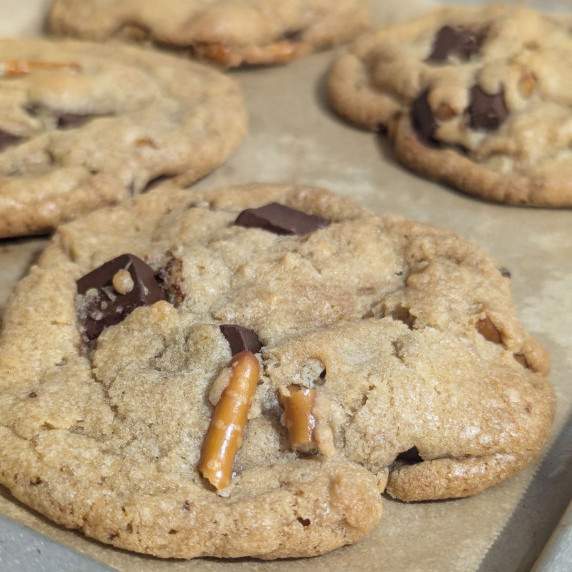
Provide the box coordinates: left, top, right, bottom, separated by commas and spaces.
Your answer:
0, 130, 23, 151
155, 256, 186, 306
76, 254, 165, 340
428, 25, 482, 62
220, 324, 262, 355
411, 90, 438, 143
467, 85, 508, 131
396, 446, 423, 464
24, 103, 110, 129
235, 203, 329, 235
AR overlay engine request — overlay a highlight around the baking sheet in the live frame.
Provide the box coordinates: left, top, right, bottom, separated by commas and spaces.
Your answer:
0, 1, 571, 571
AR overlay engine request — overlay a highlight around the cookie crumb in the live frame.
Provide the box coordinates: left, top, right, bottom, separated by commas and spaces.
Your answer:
112, 269, 134, 295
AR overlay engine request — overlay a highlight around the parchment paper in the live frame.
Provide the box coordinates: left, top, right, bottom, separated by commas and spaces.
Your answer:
0, 2, 570, 571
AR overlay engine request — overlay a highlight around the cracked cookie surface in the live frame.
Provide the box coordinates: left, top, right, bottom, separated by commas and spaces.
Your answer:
48, 0, 370, 68
0, 37, 247, 238
328, 5, 572, 206
0, 183, 554, 559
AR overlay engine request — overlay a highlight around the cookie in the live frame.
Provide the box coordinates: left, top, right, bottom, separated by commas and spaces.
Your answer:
47, 0, 370, 68
328, 5, 572, 207
0, 184, 555, 559
0, 38, 247, 238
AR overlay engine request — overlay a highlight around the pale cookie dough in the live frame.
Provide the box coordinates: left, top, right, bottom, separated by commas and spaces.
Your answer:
328, 5, 572, 207
47, 0, 370, 68
0, 184, 555, 559
0, 37, 247, 238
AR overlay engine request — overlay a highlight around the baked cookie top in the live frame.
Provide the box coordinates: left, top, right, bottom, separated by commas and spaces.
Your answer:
0, 184, 554, 559
48, 0, 370, 67
0, 37, 247, 238
328, 5, 572, 206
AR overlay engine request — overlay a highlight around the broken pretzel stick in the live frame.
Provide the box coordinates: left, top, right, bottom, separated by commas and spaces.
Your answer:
0, 60, 81, 77
198, 350, 259, 489
192, 41, 298, 67
278, 384, 335, 457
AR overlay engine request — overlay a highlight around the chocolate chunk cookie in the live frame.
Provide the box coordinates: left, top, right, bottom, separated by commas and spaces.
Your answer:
328, 5, 572, 206
0, 38, 247, 238
47, 0, 370, 68
0, 184, 554, 559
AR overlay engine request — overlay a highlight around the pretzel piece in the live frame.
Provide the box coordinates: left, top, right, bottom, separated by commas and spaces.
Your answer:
198, 350, 259, 489
278, 385, 316, 453
278, 385, 335, 457
192, 41, 299, 67
0, 60, 81, 77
